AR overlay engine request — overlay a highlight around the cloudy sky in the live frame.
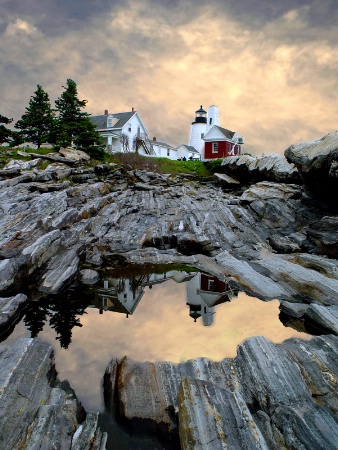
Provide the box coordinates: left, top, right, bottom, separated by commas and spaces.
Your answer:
1, 0, 337, 155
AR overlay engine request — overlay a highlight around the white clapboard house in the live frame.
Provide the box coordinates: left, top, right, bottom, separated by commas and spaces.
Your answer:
90, 109, 156, 156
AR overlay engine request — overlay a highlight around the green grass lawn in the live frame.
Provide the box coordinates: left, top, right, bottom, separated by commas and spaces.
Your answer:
156, 158, 212, 177
108, 152, 213, 178
0, 146, 214, 179
0, 146, 55, 168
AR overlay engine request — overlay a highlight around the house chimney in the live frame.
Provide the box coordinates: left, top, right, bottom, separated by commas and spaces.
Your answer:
153, 136, 157, 141
104, 109, 108, 115
132, 107, 134, 112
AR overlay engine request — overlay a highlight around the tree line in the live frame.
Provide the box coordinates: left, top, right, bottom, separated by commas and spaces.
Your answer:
0, 79, 104, 158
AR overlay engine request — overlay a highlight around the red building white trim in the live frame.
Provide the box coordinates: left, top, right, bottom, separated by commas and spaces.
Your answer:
202, 125, 243, 161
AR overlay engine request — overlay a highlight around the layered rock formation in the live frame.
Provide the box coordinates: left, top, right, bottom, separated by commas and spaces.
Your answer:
217, 153, 301, 184
0, 338, 107, 449
0, 156, 337, 336
285, 130, 338, 203
0, 134, 337, 448
0, 293, 27, 336
104, 334, 338, 449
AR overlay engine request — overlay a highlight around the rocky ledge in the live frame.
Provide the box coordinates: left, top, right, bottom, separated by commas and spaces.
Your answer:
285, 130, 338, 204
0, 293, 27, 336
0, 132, 337, 448
104, 334, 338, 449
0, 337, 107, 449
218, 153, 301, 185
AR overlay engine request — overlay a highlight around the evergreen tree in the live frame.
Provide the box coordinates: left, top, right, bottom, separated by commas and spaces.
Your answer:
14, 85, 55, 148
24, 301, 48, 338
55, 79, 104, 158
0, 114, 13, 145
10, 131, 25, 148
48, 295, 87, 349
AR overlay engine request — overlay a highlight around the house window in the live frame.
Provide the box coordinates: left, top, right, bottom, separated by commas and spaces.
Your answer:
209, 118, 212, 125
167, 149, 170, 157
212, 142, 218, 153
128, 123, 132, 132
108, 118, 113, 127
201, 133, 204, 138
208, 279, 215, 291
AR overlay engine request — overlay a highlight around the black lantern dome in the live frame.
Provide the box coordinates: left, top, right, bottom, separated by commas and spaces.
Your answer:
193, 105, 207, 124
190, 310, 201, 322
187, 302, 202, 322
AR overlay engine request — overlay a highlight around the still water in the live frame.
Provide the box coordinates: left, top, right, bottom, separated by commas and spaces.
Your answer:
6, 269, 310, 412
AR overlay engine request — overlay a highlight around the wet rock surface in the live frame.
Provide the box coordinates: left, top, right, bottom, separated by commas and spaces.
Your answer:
214, 172, 241, 188
0, 338, 107, 449
104, 335, 338, 449
0, 293, 27, 335
0, 146, 337, 448
219, 153, 301, 184
285, 130, 338, 203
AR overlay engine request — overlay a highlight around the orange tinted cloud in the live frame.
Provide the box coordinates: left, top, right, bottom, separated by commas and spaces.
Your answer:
1, 1, 337, 155
10, 280, 310, 410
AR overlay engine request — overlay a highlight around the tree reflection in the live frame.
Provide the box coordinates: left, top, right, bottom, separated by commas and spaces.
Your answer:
24, 301, 48, 338
48, 297, 87, 349
24, 291, 89, 349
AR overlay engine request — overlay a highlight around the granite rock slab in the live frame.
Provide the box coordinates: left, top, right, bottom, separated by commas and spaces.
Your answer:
0, 338, 106, 449
285, 130, 338, 203
0, 293, 27, 335
104, 335, 338, 449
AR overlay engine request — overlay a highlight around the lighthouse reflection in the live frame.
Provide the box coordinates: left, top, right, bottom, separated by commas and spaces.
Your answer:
186, 273, 238, 325
95, 271, 238, 326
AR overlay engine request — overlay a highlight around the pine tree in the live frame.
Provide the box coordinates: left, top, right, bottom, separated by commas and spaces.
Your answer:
0, 114, 13, 145
55, 79, 104, 158
14, 85, 55, 148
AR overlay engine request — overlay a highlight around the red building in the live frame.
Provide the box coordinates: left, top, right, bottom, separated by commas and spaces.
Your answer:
202, 125, 244, 161
200, 273, 229, 293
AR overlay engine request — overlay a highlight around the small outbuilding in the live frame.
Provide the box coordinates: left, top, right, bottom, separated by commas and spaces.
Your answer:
202, 125, 244, 161
176, 144, 201, 160
150, 137, 176, 159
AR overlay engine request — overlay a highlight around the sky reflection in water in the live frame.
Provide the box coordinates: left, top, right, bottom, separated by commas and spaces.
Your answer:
9, 273, 310, 411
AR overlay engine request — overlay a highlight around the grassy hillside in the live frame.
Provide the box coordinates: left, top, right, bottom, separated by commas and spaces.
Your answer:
0, 146, 54, 167
108, 152, 212, 177
0, 146, 214, 178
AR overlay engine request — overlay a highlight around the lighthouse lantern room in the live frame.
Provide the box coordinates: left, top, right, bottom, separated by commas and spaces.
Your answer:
189, 105, 207, 154
189, 105, 221, 155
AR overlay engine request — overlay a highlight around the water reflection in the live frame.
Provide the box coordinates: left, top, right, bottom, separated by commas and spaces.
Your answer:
24, 294, 88, 349
95, 271, 238, 327
7, 267, 311, 411
95, 271, 195, 318
186, 273, 237, 325
19, 270, 312, 352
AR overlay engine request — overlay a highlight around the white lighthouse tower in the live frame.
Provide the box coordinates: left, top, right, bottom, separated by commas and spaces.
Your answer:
206, 105, 219, 132
189, 106, 207, 154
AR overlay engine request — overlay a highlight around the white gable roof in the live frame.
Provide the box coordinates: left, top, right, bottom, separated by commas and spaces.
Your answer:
175, 144, 199, 154
203, 125, 236, 141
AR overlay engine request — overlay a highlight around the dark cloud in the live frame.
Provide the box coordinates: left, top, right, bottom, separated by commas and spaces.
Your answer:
144, 0, 338, 39
0, 0, 125, 36
301, 0, 338, 27
1, 0, 337, 155
190, 0, 337, 28
1, 0, 337, 39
